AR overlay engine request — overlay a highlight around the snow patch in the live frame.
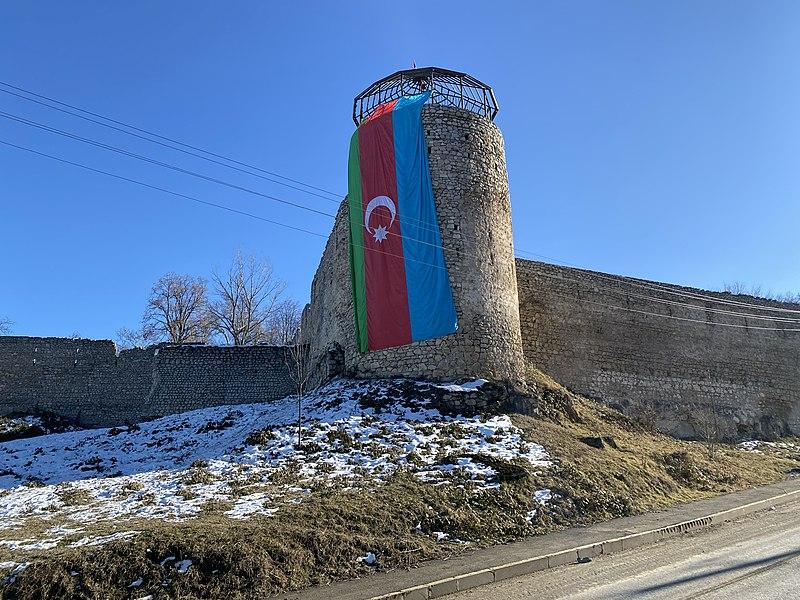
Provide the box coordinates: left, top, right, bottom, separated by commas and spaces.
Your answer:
69, 531, 140, 548
435, 379, 488, 392
0, 378, 550, 556
0, 539, 60, 551
225, 494, 279, 520
175, 559, 192, 574
1, 562, 29, 585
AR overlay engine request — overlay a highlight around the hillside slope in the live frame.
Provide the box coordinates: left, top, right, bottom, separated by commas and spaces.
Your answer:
0, 372, 797, 599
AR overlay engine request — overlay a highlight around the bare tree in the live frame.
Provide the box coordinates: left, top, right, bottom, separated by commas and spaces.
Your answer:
772, 292, 800, 303
208, 251, 286, 345
0, 317, 12, 335
143, 273, 210, 344
264, 299, 302, 345
723, 282, 800, 303
115, 326, 148, 350
285, 324, 311, 448
722, 281, 762, 298
723, 281, 753, 296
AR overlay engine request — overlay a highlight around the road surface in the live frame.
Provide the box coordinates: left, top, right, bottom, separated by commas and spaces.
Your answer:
453, 501, 800, 599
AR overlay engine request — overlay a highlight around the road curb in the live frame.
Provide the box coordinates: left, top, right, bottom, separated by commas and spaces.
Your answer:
368, 485, 800, 600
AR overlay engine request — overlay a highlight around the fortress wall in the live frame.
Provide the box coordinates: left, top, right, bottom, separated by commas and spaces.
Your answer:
83, 346, 155, 425
516, 259, 800, 439
144, 345, 295, 417
303, 105, 526, 388
0, 337, 294, 427
0, 337, 124, 423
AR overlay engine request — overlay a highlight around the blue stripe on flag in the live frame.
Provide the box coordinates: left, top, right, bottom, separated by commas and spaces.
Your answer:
392, 93, 458, 342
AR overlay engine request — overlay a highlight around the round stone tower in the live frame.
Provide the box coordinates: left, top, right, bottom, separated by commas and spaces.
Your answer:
345, 68, 527, 389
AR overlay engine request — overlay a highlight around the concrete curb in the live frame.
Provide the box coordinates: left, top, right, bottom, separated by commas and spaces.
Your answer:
367, 486, 800, 600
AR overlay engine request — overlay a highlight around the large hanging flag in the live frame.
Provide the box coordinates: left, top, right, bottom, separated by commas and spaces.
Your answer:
348, 92, 457, 352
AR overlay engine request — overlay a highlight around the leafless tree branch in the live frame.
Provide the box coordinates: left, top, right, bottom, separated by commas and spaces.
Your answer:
208, 251, 286, 345
143, 273, 210, 344
262, 299, 301, 346
285, 323, 311, 448
115, 326, 148, 350
0, 317, 12, 335
723, 281, 799, 303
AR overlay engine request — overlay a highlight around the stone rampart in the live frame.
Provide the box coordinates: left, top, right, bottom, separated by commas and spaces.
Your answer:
0, 337, 295, 426
516, 259, 800, 439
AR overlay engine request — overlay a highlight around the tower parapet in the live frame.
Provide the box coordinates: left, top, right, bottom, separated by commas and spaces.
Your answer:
353, 67, 499, 125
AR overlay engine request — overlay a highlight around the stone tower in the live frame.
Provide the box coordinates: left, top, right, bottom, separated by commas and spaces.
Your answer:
303, 68, 526, 389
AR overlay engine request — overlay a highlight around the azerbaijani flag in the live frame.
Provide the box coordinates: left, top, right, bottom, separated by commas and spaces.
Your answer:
348, 92, 457, 352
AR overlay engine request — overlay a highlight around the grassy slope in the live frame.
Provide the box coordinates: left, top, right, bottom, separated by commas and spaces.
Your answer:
519, 369, 797, 523
2, 368, 798, 600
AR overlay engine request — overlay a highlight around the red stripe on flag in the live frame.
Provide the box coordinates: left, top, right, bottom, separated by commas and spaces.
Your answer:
357, 101, 412, 350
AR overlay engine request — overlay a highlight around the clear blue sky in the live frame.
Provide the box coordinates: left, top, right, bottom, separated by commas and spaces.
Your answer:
1, 1, 799, 339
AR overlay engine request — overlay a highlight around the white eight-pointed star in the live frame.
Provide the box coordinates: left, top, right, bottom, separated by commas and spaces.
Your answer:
373, 225, 388, 243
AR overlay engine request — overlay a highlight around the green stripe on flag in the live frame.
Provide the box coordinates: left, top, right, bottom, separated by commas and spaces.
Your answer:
347, 129, 368, 352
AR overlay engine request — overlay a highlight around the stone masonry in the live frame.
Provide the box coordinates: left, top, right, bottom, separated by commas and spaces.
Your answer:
302, 105, 527, 390
516, 260, 800, 439
0, 337, 294, 426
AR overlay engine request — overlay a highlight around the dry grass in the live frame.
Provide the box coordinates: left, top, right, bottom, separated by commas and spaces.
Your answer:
519, 367, 797, 524
54, 488, 92, 507
2, 367, 797, 599
1, 474, 540, 599
0, 414, 77, 443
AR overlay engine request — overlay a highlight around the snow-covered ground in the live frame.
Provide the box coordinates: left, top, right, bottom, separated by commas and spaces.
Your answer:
0, 379, 550, 556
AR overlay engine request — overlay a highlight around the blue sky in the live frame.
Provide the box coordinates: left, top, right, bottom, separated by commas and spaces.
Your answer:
1, 1, 799, 339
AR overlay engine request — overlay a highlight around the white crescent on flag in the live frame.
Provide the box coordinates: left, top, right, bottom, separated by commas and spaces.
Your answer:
364, 195, 397, 243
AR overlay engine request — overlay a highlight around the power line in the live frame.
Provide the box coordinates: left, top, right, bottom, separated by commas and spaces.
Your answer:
0, 80, 343, 200
0, 138, 327, 239
0, 108, 448, 241
513, 247, 800, 316
0, 109, 464, 266
0, 138, 454, 274
531, 269, 800, 324
0, 82, 465, 239
0, 109, 338, 221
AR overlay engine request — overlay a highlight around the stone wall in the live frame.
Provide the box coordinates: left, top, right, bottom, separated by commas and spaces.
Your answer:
516, 260, 800, 439
0, 337, 295, 426
303, 105, 526, 389
147, 345, 295, 417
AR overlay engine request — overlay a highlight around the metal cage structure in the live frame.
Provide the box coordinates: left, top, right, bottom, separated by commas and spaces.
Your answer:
352, 67, 499, 125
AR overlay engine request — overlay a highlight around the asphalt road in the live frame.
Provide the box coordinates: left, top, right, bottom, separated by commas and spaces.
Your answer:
453, 502, 800, 599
